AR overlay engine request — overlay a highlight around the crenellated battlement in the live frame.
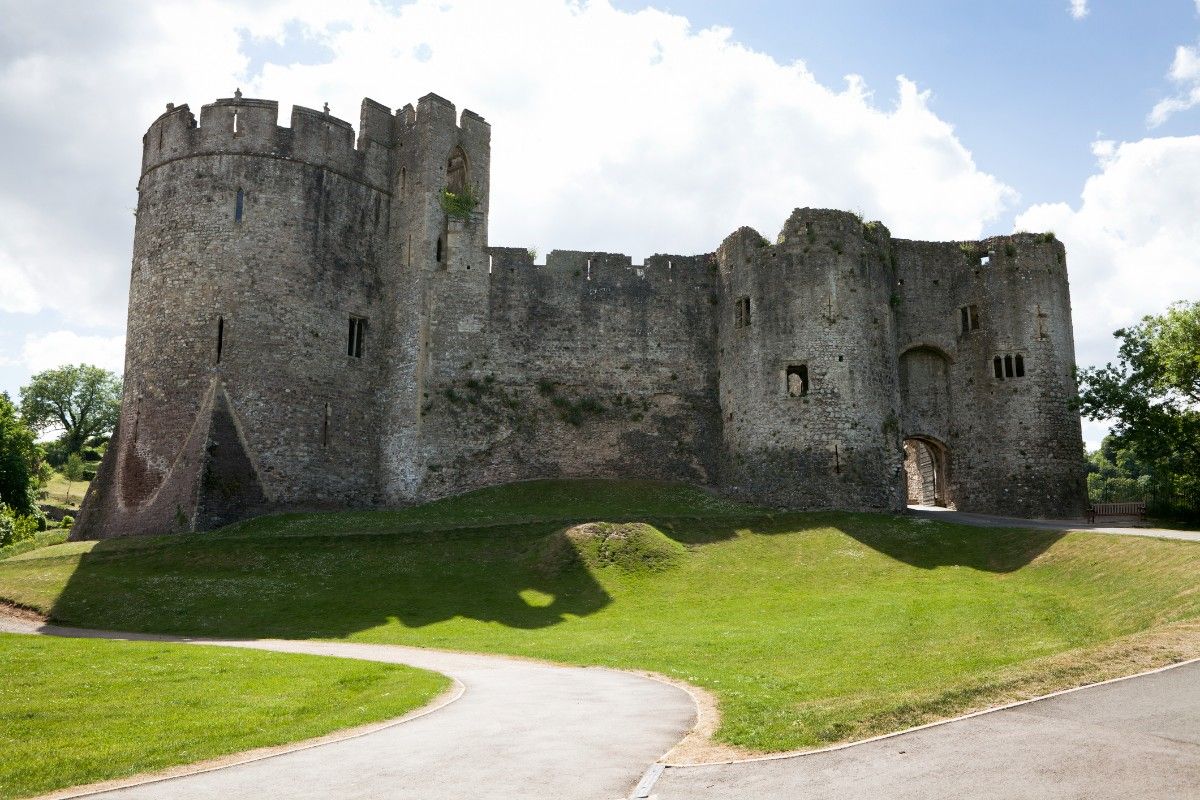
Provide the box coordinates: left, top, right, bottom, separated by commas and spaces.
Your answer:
485, 247, 715, 295
140, 92, 490, 194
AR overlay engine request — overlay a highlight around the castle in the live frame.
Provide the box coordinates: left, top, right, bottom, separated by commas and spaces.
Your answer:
75, 92, 1088, 539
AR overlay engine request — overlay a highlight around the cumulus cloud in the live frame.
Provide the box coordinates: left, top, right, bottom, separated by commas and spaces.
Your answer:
1148, 40, 1200, 126
1069, 0, 1089, 20
10, 331, 127, 375
0, 0, 1013, 339
1014, 135, 1200, 445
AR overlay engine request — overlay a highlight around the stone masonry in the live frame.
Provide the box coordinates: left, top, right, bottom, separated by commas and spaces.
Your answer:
74, 93, 1089, 539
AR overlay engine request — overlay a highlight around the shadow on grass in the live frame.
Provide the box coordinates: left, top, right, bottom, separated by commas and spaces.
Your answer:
44, 501, 1065, 641
836, 514, 1066, 573
47, 523, 622, 639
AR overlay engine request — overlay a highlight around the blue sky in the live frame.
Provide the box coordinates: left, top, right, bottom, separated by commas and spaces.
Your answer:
1, 0, 1198, 451
611, 0, 1199, 225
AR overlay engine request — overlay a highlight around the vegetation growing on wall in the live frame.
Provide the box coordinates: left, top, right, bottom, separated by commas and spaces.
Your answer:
440, 186, 479, 219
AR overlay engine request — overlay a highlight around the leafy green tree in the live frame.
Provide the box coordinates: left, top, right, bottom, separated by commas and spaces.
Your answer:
1078, 300, 1200, 516
19, 364, 121, 455
61, 452, 86, 503
0, 392, 40, 515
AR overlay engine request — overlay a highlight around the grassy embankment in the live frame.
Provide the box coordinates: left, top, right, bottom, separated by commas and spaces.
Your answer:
0, 633, 447, 800
2, 480, 1198, 759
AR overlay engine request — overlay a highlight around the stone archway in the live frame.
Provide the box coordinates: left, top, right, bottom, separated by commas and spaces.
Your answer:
903, 436, 953, 508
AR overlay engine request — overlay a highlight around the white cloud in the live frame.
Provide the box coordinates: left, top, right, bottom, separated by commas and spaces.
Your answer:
1014, 135, 1200, 446
14, 331, 126, 375
0, 0, 1012, 336
1148, 41, 1200, 126
1069, 0, 1089, 20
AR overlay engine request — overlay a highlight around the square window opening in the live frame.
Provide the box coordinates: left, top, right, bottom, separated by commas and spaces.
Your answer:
786, 364, 809, 397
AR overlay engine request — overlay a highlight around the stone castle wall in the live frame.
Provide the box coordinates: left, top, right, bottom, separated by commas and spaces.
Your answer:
75, 92, 1088, 539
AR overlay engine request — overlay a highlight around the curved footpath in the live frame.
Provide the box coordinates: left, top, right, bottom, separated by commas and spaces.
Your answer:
0, 616, 695, 800
654, 659, 1200, 799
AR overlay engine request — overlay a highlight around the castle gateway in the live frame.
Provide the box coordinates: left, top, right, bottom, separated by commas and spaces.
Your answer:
75, 93, 1088, 539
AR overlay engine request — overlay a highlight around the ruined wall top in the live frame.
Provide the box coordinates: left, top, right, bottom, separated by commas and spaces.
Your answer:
139, 92, 490, 193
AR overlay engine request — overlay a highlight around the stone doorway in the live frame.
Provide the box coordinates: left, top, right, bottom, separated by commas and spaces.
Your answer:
904, 437, 952, 508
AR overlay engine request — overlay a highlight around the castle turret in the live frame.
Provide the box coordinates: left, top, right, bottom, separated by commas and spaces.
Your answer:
716, 209, 904, 510
378, 94, 492, 503
77, 94, 417, 538
892, 233, 1087, 517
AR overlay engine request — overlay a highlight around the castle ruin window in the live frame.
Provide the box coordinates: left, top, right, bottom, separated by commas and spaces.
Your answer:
959, 304, 979, 333
322, 403, 331, 447
447, 147, 468, 195
735, 296, 751, 328
215, 316, 224, 364
235, 189, 244, 223
786, 365, 809, 397
435, 236, 444, 263
347, 316, 366, 358
993, 352, 1027, 380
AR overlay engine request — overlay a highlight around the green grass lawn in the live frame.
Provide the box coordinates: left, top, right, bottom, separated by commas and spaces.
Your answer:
0, 634, 447, 800
40, 471, 89, 513
1, 479, 1198, 756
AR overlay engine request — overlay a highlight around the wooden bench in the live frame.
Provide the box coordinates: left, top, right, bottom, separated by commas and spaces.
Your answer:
1087, 501, 1147, 524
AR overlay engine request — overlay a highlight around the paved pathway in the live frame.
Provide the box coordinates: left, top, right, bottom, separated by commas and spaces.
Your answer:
655, 659, 1200, 799
0, 617, 694, 800
908, 505, 1200, 542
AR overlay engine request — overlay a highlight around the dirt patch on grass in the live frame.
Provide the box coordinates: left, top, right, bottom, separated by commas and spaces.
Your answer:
0, 597, 49, 623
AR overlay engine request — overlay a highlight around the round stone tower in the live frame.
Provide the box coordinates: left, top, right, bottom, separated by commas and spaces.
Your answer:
716, 209, 904, 510
75, 93, 398, 537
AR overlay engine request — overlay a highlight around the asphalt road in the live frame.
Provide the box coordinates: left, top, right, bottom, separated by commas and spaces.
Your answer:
908, 505, 1200, 542
655, 659, 1200, 800
0, 618, 694, 800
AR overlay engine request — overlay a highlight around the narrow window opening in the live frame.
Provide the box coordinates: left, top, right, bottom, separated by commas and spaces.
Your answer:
347, 316, 366, 358
668, 259, 674, 283
786, 365, 809, 397
993, 356, 1004, 380
322, 403, 330, 448
232, 110, 239, 135
215, 316, 224, 364
234, 188, 244, 223
837, 355, 844, 362
401, 168, 406, 191
488, 254, 494, 273
735, 296, 751, 328
960, 304, 980, 333
833, 444, 841, 474
435, 237, 443, 263
158, 127, 164, 150
586, 258, 592, 281
1015, 354, 1025, 377
1004, 354, 1014, 378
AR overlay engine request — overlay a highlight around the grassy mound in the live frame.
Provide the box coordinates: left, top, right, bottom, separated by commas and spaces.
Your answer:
0, 633, 447, 800
543, 522, 687, 574
1, 479, 1198, 754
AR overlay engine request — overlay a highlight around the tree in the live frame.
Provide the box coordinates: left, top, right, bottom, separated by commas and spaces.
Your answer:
19, 364, 121, 455
0, 392, 39, 515
1078, 300, 1200, 516
61, 452, 86, 503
